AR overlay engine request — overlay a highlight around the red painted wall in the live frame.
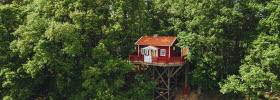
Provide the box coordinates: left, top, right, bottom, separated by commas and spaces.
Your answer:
136, 42, 183, 64
138, 45, 170, 57
170, 40, 180, 57
138, 41, 181, 58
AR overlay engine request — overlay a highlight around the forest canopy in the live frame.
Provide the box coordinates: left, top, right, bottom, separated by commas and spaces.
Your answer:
0, 0, 279, 100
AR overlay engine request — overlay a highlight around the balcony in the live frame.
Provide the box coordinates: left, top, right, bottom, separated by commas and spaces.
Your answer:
129, 52, 187, 67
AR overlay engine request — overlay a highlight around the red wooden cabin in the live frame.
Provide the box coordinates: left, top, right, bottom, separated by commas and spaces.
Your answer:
129, 34, 187, 66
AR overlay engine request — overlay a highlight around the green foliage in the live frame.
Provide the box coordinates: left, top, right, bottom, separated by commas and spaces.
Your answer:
154, 0, 251, 89
153, 0, 279, 94
220, 1, 280, 99
119, 74, 156, 100
0, 3, 24, 99
81, 59, 134, 100
1, 0, 157, 99
190, 68, 218, 90
0, 0, 279, 99
0, 4, 21, 67
220, 34, 280, 99
2, 96, 13, 100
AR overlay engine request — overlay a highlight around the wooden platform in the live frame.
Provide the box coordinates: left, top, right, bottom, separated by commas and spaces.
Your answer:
131, 61, 186, 67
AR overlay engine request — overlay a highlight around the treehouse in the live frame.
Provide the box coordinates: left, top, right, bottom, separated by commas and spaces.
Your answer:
129, 34, 189, 100
129, 34, 188, 66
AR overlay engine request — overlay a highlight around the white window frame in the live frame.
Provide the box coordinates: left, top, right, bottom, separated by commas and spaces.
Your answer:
160, 49, 166, 56
141, 48, 144, 55
142, 48, 149, 56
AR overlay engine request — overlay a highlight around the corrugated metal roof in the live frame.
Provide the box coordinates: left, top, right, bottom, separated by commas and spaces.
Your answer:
135, 36, 176, 46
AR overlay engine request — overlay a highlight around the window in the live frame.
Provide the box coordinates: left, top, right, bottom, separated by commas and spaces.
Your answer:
141, 49, 149, 56
141, 48, 147, 55
151, 50, 157, 57
160, 49, 166, 56
173, 47, 175, 50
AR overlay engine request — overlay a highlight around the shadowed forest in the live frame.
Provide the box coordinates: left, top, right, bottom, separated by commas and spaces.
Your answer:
0, 0, 279, 100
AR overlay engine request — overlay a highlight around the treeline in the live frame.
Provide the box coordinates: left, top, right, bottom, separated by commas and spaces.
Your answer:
0, 0, 157, 99
0, 0, 279, 100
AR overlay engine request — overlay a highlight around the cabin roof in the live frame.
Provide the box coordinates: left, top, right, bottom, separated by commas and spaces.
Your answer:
142, 45, 159, 50
135, 36, 177, 46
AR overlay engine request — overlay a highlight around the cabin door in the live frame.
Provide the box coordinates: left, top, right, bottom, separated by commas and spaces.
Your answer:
142, 47, 158, 63
143, 49, 152, 63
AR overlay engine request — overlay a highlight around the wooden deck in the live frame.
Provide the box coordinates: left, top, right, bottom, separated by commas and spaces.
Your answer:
129, 52, 186, 67
131, 61, 186, 67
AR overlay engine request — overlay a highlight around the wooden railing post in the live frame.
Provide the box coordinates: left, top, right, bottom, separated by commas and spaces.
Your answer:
180, 56, 184, 64
166, 57, 168, 64
157, 57, 159, 64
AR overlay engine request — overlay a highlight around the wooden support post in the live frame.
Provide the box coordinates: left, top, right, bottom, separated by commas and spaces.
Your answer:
185, 63, 189, 88
150, 65, 185, 100
152, 66, 155, 99
167, 67, 170, 100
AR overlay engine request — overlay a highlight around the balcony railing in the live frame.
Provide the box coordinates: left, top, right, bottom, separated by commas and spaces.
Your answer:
129, 52, 186, 65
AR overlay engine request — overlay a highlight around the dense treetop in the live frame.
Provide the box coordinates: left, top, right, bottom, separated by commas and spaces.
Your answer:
0, 0, 279, 99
